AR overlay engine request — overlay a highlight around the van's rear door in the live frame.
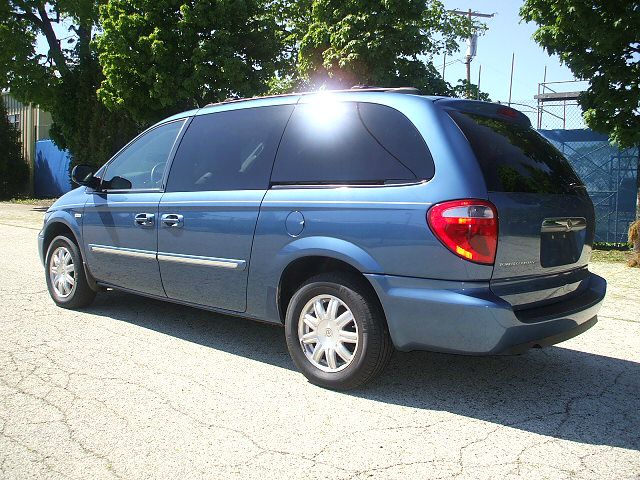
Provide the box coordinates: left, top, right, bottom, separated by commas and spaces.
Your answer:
443, 101, 595, 309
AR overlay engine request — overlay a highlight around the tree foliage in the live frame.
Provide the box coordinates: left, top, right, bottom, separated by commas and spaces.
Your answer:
96, 0, 284, 124
521, 1, 640, 148
0, 1, 139, 167
296, 0, 475, 94
97, 0, 480, 115
0, 96, 29, 198
264, 0, 313, 93
451, 80, 491, 102
1, 0, 487, 177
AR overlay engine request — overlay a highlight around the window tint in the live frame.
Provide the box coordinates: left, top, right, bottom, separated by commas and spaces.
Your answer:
358, 103, 434, 180
272, 102, 429, 184
449, 110, 583, 194
102, 120, 184, 190
166, 105, 294, 192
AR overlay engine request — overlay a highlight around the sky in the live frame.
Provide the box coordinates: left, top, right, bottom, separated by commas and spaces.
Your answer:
433, 0, 587, 104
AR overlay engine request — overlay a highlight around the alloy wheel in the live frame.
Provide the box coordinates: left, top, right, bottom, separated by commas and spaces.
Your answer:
298, 294, 359, 372
49, 246, 75, 298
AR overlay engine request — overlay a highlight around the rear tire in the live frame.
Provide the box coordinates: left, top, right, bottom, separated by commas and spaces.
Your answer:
284, 273, 393, 390
45, 235, 96, 309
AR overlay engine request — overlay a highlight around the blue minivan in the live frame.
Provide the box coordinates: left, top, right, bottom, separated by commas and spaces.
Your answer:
39, 88, 606, 389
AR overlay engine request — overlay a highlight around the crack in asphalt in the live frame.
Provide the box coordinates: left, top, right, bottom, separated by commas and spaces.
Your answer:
1, 208, 639, 479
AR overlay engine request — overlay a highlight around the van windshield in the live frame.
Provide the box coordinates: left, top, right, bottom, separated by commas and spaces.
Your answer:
448, 110, 583, 194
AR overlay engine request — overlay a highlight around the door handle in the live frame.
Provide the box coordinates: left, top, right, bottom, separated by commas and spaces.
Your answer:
134, 213, 155, 227
161, 213, 184, 228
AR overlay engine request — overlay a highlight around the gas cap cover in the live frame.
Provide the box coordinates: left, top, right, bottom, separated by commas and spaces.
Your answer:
285, 211, 305, 237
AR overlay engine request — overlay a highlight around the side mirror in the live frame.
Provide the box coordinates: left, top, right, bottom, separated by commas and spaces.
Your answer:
107, 176, 132, 190
71, 165, 100, 189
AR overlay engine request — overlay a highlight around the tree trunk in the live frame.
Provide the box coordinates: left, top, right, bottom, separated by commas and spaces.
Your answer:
35, 3, 71, 78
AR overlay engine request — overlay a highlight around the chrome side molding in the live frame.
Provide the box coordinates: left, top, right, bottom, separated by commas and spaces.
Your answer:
89, 244, 157, 260
88, 244, 245, 270
157, 252, 245, 270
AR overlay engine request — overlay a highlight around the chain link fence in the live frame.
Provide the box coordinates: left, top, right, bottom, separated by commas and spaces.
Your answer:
508, 99, 638, 243
509, 98, 585, 130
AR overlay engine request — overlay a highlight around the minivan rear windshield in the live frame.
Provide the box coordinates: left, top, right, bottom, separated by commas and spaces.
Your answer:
448, 110, 583, 194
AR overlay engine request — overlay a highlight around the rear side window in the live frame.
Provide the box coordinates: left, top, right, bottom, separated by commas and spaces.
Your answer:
449, 110, 582, 194
166, 105, 293, 192
271, 102, 433, 184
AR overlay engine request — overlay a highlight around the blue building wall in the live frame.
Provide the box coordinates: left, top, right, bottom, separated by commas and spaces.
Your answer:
34, 140, 72, 197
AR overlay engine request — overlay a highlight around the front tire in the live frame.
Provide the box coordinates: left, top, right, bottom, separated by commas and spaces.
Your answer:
284, 273, 393, 390
45, 235, 96, 309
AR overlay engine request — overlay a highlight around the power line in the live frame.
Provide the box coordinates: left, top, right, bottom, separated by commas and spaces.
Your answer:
448, 9, 495, 97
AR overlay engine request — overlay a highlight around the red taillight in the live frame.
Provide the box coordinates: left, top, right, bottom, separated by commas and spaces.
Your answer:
427, 199, 498, 265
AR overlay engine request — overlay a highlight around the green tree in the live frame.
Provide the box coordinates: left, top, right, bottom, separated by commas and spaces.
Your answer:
0, 1, 139, 168
520, 1, 640, 148
265, 0, 313, 94
296, 0, 475, 93
97, 0, 283, 124
0, 96, 29, 198
451, 79, 491, 101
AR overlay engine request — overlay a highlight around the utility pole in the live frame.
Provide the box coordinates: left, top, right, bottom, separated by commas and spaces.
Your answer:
467, 38, 472, 95
508, 52, 515, 106
449, 9, 495, 98
442, 52, 447, 79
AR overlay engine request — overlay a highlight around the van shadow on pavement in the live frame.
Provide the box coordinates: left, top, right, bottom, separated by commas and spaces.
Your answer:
89, 291, 640, 453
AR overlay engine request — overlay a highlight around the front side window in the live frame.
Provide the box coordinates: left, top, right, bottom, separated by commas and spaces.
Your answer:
271, 101, 432, 184
166, 105, 294, 192
102, 120, 185, 190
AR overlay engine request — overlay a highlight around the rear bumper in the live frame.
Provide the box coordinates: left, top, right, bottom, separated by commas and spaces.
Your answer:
365, 271, 606, 354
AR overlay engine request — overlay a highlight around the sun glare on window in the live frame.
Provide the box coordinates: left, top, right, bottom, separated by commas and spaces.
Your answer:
302, 95, 350, 129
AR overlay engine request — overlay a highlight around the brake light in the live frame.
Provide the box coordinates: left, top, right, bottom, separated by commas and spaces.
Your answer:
497, 106, 519, 119
427, 199, 498, 265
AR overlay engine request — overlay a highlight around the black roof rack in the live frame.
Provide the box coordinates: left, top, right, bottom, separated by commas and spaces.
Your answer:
349, 85, 421, 94
205, 86, 421, 107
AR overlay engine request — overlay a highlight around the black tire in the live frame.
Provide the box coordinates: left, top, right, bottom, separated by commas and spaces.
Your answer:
284, 273, 393, 390
45, 235, 97, 309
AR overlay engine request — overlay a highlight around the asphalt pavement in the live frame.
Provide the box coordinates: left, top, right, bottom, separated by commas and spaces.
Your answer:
0, 202, 638, 479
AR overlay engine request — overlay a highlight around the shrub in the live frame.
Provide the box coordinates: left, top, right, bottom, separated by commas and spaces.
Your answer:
628, 220, 640, 267
0, 96, 29, 198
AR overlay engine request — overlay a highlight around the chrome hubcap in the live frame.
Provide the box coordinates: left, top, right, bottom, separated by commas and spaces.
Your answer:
298, 294, 358, 373
49, 246, 75, 298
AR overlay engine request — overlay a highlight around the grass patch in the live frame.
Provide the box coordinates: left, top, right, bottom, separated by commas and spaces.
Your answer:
593, 241, 631, 251
1, 196, 57, 207
591, 249, 631, 263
